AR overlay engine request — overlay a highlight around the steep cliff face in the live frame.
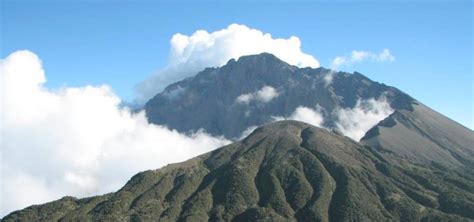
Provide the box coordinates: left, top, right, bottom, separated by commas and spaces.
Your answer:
145, 53, 413, 139
4, 121, 473, 222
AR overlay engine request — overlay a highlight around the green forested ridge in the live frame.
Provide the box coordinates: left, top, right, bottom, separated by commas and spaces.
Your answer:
3, 121, 473, 222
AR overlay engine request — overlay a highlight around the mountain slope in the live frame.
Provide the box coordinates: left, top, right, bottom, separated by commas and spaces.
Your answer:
145, 53, 413, 139
4, 121, 473, 221
361, 102, 474, 168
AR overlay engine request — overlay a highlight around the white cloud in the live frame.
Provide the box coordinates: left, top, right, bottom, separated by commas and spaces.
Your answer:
272, 105, 325, 128
136, 24, 319, 101
238, 125, 258, 140
236, 86, 280, 104
0, 51, 230, 216
334, 96, 393, 141
330, 49, 395, 68
323, 71, 335, 86
288, 106, 325, 127
323, 49, 394, 86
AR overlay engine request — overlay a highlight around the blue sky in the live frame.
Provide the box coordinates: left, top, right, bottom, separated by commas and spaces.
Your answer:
1, 0, 472, 128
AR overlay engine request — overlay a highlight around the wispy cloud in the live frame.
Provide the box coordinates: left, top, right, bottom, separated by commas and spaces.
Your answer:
323, 49, 395, 86
269, 98, 392, 141
272, 105, 325, 128
331, 49, 395, 68
236, 86, 280, 104
334, 96, 393, 141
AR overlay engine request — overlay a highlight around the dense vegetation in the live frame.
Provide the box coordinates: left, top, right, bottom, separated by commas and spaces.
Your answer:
4, 121, 473, 222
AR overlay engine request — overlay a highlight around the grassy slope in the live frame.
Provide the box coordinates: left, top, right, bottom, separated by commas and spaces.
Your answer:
3, 121, 473, 222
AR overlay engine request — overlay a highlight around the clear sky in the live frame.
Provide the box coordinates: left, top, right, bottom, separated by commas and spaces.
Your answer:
1, 0, 472, 128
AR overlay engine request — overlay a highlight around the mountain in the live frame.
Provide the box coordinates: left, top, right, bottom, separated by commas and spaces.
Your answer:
144, 53, 413, 139
4, 53, 473, 221
361, 102, 474, 168
3, 121, 473, 221
144, 52, 473, 169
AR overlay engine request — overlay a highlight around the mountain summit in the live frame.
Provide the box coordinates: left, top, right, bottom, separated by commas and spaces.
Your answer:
4, 121, 473, 221
143, 52, 473, 169
4, 53, 473, 222
145, 53, 413, 139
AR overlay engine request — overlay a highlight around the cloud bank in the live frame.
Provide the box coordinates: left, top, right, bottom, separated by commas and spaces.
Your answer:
0, 51, 230, 216
136, 24, 319, 101
334, 96, 393, 141
236, 86, 279, 104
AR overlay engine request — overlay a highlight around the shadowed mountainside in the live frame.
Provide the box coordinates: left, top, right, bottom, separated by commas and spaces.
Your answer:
4, 121, 473, 222
145, 53, 413, 139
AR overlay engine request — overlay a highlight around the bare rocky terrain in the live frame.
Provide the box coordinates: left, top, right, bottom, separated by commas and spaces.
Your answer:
145, 53, 413, 139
